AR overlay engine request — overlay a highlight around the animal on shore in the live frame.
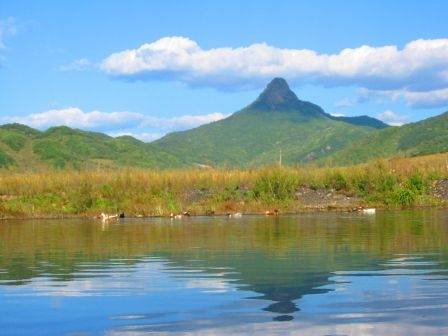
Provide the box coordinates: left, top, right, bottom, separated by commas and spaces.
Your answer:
265, 209, 279, 216
98, 213, 119, 222
350, 207, 376, 214
362, 208, 376, 215
227, 212, 242, 218
170, 211, 191, 219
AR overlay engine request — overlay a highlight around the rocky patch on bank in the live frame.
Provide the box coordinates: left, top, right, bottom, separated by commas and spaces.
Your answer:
432, 180, 448, 201
295, 186, 363, 210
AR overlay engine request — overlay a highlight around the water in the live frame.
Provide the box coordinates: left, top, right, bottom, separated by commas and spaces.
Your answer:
1, 210, 448, 335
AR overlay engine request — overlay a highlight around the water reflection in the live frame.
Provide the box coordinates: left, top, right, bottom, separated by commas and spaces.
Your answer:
1, 210, 448, 335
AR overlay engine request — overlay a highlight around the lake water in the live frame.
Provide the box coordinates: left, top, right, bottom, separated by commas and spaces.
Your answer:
1, 210, 448, 335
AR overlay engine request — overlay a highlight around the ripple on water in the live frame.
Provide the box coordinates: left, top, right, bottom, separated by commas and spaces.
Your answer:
1, 210, 448, 335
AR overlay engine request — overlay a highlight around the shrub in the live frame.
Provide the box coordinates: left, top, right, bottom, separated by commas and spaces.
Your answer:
407, 172, 426, 192
70, 181, 93, 213
393, 187, 415, 206
0, 149, 14, 168
325, 171, 348, 191
355, 178, 371, 194
377, 174, 398, 193
0, 133, 26, 151
253, 169, 298, 202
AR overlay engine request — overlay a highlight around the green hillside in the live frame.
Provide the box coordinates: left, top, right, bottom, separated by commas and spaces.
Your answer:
1, 78, 447, 171
153, 78, 388, 167
0, 124, 182, 170
326, 111, 448, 165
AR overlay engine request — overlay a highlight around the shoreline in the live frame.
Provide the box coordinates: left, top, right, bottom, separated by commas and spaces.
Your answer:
1, 204, 447, 221
1, 156, 447, 220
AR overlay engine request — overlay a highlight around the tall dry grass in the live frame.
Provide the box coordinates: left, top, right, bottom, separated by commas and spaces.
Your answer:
0, 153, 447, 218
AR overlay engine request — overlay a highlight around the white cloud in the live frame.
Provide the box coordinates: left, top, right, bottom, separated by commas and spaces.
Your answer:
2, 107, 229, 142
100, 36, 448, 95
330, 113, 345, 117
3, 107, 143, 131
141, 112, 229, 128
58, 58, 91, 71
360, 87, 448, 109
377, 110, 409, 126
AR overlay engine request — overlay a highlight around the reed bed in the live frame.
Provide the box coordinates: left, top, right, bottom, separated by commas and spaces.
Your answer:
0, 153, 447, 218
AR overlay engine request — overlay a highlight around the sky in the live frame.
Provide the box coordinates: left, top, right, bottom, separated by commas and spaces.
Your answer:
1, 0, 447, 141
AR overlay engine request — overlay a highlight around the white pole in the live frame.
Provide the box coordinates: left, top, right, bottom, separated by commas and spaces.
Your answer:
279, 149, 282, 167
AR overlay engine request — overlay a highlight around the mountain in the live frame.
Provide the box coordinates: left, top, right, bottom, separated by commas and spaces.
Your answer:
0, 124, 182, 170
1, 78, 446, 170
153, 78, 388, 166
325, 111, 448, 165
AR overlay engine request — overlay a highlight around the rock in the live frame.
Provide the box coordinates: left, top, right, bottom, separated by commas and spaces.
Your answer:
432, 180, 448, 200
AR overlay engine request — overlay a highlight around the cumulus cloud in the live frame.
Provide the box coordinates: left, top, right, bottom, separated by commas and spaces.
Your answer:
140, 112, 229, 128
377, 110, 409, 126
330, 113, 345, 117
360, 87, 448, 109
3, 107, 143, 131
58, 58, 91, 71
100, 36, 448, 96
2, 107, 229, 142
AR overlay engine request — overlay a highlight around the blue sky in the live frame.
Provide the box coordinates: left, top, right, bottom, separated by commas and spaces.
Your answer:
1, 0, 447, 141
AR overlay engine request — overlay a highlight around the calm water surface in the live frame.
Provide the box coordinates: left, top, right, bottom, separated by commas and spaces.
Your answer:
1, 210, 448, 335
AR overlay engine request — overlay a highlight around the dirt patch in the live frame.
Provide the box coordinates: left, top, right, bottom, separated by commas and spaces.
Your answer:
295, 186, 363, 210
432, 180, 448, 200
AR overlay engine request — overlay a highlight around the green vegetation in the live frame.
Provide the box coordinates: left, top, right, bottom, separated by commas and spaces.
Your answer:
152, 108, 378, 167
0, 123, 182, 170
153, 78, 386, 166
0, 153, 446, 218
327, 112, 448, 165
0, 131, 27, 151
0, 148, 14, 167
252, 169, 299, 202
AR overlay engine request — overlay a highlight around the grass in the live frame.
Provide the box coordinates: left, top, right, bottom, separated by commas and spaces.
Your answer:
0, 153, 447, 218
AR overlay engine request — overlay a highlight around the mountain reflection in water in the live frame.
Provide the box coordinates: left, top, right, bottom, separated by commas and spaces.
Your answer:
1, 209, 448, 335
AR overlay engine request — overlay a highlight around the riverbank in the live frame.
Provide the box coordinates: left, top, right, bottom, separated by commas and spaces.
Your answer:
1, 153, 447, 219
